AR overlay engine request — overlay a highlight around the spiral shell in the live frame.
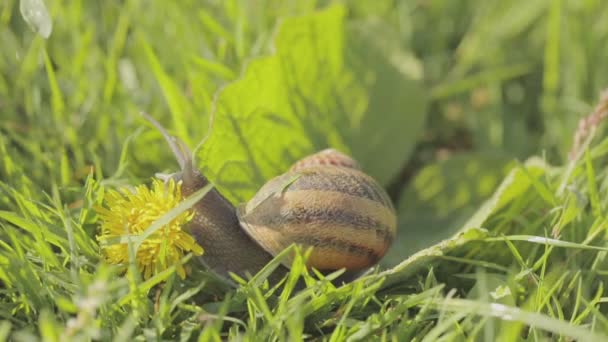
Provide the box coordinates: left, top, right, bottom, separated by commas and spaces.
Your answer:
236, 149, 396, 271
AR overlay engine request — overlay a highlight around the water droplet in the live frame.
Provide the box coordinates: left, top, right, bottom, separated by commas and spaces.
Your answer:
20, 0, 53, 39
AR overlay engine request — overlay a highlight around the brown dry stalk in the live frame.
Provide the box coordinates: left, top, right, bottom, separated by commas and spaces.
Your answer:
569, 89, 608, 160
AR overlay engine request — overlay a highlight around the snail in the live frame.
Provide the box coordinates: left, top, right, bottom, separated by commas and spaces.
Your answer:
143, 114, 397, 283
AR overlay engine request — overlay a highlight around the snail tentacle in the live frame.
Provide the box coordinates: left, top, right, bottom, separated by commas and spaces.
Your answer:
141, 112, 202, 189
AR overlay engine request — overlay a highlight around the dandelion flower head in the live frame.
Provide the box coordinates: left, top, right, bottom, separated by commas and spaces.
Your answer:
96, 178, 203, 279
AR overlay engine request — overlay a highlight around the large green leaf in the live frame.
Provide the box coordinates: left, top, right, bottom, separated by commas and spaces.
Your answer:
462, 156, 550, 229
381, 227, 490, 289
343, 20, 427, 185
381, 157, 550, 287
198, 5, 427, 203
383, 153, 514, 267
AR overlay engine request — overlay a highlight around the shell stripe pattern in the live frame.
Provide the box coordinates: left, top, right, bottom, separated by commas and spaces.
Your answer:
290, 149, 361, 172
238, 165, 397, 271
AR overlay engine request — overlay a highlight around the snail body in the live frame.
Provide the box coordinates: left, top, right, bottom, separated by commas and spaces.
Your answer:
145, 114, 396, 282
176, 165, 275, 278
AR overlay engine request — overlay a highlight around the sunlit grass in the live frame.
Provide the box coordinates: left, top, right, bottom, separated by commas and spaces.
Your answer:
2, 0, 608, 340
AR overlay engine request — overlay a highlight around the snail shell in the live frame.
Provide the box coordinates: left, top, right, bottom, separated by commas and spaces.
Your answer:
237, 149, 397, 271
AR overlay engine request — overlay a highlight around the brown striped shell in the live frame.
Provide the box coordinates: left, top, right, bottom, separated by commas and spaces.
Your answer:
236, 149, 396, 271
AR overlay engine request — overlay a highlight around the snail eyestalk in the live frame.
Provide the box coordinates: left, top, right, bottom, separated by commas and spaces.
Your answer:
141, 112, 200, 185
140, 112, 193, 170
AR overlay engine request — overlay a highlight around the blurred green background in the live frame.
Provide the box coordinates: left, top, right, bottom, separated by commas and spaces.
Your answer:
2, 0, 608, 265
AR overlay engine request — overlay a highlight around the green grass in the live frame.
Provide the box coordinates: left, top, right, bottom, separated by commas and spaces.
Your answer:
3, 0, 608, 340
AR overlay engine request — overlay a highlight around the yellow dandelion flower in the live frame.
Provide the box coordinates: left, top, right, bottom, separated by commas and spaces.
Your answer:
96, 178, 203, 279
